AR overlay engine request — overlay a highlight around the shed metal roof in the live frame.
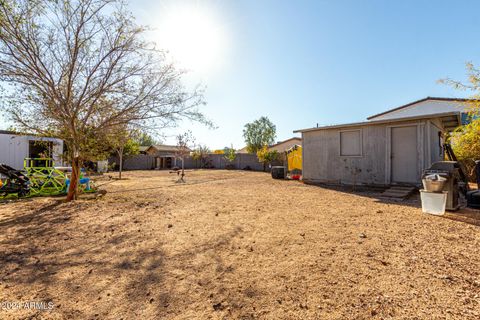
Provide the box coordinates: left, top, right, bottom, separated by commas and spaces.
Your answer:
366, 97, 475, 120
294, 111, 461, 133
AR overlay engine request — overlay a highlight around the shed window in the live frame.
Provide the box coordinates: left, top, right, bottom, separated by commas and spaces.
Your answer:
340, 130, 362, 156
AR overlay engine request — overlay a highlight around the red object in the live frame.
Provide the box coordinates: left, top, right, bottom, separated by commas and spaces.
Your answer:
291, 174, 301, 180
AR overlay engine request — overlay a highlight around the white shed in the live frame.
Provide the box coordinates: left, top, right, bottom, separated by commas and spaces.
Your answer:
294, 97, 472, 186
0, 130, 64, 170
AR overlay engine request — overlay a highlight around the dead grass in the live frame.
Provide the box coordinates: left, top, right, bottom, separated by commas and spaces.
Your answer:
0, 169, 479, 319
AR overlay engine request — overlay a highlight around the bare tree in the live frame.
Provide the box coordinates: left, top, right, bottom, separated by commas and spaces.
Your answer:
105, 125, 139, 180
175, 131, 195, 183
0, 0, 210, 200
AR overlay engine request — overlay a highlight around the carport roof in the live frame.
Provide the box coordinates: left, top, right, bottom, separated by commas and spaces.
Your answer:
293, 111, 461, 133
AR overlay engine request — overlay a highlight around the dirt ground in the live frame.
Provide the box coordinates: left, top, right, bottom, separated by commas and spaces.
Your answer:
0, 170, 479, 319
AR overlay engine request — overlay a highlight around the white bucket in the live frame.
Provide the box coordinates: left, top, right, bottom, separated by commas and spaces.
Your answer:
420, 190, 448, 215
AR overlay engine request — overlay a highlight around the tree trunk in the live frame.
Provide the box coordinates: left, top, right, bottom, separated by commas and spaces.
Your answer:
181, 157, 185, 179
66, 156, 80, 201
118, 147, 124, 180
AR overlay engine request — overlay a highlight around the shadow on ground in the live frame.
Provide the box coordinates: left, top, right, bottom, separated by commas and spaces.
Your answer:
0, 198, 251, 319
442, 208, 480, 227
299, 181, 421, 208
298, 181, 480, 227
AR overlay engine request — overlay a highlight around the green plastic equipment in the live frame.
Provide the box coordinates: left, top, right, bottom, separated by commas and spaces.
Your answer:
24, 158, 68, 196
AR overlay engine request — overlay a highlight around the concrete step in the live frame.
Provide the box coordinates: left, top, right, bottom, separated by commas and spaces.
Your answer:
382, 189, 410, 192
381, 186, 416, 199
390, 186, 416, 190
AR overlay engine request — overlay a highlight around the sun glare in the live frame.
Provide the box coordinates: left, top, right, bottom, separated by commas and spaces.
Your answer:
155, 5, 226, 74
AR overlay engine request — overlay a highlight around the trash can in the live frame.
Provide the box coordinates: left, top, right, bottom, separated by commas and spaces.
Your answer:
420, 190, 447, 215
271, 166, 286, 179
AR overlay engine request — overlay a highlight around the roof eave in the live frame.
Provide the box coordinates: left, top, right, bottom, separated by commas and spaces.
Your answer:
367, 96, 476, 120
294, 111, 461, 133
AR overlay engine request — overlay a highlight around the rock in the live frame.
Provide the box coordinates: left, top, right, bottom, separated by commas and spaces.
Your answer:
167, 224, 173, 228
440, 275, 454, 281
213, 302, 223, 311
359, 233, 367, 239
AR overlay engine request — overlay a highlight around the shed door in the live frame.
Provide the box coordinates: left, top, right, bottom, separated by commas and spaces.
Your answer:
391, 126, 418, 184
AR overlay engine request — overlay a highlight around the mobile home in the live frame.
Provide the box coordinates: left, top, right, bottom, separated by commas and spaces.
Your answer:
0, 130, 64, 170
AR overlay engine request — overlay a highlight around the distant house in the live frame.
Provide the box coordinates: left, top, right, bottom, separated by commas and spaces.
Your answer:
236, 146, 250, 154
268, 137, 302, 153
237, 137, 302, 154
138, 146, 150, 154
145, 144, 191, 169
236, 137, 302, 168
294, 97, 473, 186
0, 130, 64, 170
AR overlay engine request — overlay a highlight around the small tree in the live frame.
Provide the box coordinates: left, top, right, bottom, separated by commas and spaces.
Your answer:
447, 114, 480, 178
440, 62, 480, 178
106, 127, 139, 179
175, 131, 195, 182
243, 117, 276, 154
191, 144, 210, 168
224, 145, 237, 164
134, 132, 159, 147
256, 145, 279, 171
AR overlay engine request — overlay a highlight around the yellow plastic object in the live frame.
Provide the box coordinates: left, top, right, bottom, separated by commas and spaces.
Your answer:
286, 145, 302, 171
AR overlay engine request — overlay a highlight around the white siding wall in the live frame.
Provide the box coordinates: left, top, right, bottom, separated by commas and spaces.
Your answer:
303, 124, 387, 185
302, 119, 445, 186
0, 133, 63, 170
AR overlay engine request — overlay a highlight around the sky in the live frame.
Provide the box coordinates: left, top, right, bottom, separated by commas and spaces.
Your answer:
2, 0, 480, 150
